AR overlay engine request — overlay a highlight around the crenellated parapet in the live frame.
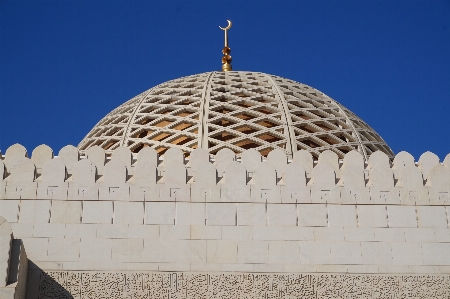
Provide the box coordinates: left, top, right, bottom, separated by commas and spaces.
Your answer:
0, 144, 450, 205
0, 143, 449, 205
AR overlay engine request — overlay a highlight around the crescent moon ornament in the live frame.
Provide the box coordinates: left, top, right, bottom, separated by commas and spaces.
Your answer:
219, 20, 232, 31
219, 20, 232, 71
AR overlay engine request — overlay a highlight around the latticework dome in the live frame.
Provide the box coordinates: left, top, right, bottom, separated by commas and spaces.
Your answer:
78, 71, 394, 160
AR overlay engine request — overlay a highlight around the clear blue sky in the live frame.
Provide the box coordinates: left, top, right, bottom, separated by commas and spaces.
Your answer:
1, 1, 449, 160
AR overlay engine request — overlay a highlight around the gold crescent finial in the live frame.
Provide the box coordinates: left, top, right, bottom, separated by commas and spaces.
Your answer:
220, 20, 232, 71
219, 20, 232, 31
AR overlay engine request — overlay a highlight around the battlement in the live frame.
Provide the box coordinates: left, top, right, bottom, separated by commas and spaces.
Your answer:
0, 143, 449, 204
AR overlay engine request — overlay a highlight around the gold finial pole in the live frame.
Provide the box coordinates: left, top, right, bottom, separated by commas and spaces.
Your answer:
219, 20, 232, 71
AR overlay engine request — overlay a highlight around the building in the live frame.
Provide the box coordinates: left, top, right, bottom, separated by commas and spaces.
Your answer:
0, 23, 449, 299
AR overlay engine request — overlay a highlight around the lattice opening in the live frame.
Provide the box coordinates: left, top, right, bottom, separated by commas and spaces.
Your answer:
233, 139, 261, 149
154, 120, 173, 128
211, 132, 238, 142
234, 125, 258, 135
299, 140, 320, 148
211, 119, 237, 127
152, 132, 171, 141
170, 136, 194, 146
172, 122, 193, 131
256, 133, 282, 143
256, 120, 277, 128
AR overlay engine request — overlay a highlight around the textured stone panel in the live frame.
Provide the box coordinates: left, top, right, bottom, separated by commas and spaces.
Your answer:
32, 271, 450, 299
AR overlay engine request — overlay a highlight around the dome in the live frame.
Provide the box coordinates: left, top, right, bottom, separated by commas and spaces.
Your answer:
78, 71, 394, 160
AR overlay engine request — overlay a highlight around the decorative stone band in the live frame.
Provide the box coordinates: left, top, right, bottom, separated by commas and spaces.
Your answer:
35, 271, 450, 299
1, 143, 449, 205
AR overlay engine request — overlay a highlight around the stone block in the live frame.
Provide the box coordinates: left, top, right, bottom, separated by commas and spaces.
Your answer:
4, 144, 27, 170
418, 151, 440, 180
267, 204, 296, 226
298, 204, 327, 227
404, 228, 436, 242
125, 262, 159, 271
253, 263, 286, 273
191, 162, 220, 202
137, 147, 157, 165
160, 161, 189, 202
111, 238, 143, 262
220, 162, 250, 202
313, 227, 345, 241
237, 203, 265, 226
127, 225, 159, 239
251, 163, 280, 203
31, 144, 53, 172
267, 148, 288, 178
0, 200, 20, 223
82, 201, 113, 224
328, 205, 357, 227
113, 202, 144, 225
373, 228, 405, 242
58, 145, 79, 175
65, 224, 97, 238
164, 148, 184, 167
221, 226, 252, 240
158, 263, 190, 272
293, 150, 313, 177
206, 203, 236, 226
144, 202, 175, 225
435, 228, 450, 242
281, 163, 309, 203
10, 223, 33, 238
68, 159, 98, 201
79, 238, 111, 261
283, 227, 314, 241
176, 202, 205, 225
47, 238, 80, 262
299, 241, 331, 264
387, 206, 417, 228
253, 226, 284, 241
33, 223, 65, 238
96, 224, 128, 239
361, 242, 392, 265
98, 160, 130, 201
241, 149, 261, 173
268, 241, 300, 263
111, 146, 133, 171
392, 242, 423, 265
50, 201, 82, 224
329, 242, 362, 264
237, 240, 268, 263
130, 160, 158, 202
21, 238, 48, 261
417, 206, 448, 228
36, 159, 68, 200
85, 146, 105, 175
159, 225, 190, 239
422, 243, 450, 265
19, 200, 51, 223
143, 239, 206, 264
357, 205, 387, 228
318, 150, 340, 178
191, 225, 221, 240
343, 228, 376, 242
207, 240, 238, 263
214, 148, 236, 177
142, 239, 167, 263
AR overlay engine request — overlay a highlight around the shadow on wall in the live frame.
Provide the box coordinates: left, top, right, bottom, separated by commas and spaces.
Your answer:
0, 217, 28, 299
25, 264, 73, 299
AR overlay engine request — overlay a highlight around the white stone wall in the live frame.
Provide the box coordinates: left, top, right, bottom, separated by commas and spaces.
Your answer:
0, 143, 449, 274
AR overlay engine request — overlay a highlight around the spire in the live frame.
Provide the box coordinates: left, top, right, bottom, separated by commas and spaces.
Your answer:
219, 20, 232, 71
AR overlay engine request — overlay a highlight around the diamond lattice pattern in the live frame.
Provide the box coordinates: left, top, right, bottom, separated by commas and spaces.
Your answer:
78, 72, 394, 160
